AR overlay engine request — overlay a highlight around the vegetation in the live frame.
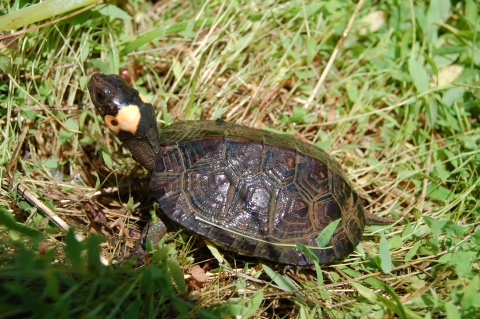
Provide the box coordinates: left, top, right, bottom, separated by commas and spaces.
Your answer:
0, 0, 479, 318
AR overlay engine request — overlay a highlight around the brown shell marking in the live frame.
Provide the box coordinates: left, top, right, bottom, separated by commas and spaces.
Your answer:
151, 120, 366, 265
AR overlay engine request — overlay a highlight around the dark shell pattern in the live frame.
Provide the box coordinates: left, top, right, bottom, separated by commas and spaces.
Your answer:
152, 120, 365, 265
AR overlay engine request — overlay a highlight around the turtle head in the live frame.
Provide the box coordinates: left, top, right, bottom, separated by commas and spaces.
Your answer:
88, 73, 160, 171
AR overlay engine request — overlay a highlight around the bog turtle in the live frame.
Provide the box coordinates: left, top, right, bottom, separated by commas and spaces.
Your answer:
88, 73, 392, 266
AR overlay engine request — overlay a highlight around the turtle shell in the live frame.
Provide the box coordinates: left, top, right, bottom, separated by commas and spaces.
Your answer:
151, 120, 365, 265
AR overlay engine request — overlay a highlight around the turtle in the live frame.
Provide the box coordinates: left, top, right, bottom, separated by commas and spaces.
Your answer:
87, 73, 394, 266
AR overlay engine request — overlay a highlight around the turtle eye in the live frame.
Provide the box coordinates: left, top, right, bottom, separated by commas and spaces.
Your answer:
96, 90, 106, 101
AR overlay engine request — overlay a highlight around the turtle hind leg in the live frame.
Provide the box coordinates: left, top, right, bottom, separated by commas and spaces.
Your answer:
365, 212, 402, 225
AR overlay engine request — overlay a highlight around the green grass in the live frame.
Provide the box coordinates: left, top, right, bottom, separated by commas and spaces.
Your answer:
1, 0, 479, 318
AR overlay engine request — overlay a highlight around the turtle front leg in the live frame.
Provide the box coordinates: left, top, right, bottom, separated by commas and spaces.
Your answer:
130, 219, 168, 267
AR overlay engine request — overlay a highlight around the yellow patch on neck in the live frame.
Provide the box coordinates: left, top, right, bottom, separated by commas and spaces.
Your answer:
104, 104, 141, 135
138, 92, 151, 104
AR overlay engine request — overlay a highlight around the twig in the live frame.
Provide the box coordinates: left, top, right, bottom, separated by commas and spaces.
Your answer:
452, 83, 480, 89
305, 0, 365, 109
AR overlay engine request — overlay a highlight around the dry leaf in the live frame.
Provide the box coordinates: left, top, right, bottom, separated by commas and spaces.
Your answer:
190, 265, 209, 283
435, 65, 464, 87
359, 11, 386, 35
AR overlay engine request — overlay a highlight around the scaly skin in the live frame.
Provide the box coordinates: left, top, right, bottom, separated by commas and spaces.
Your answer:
365, 212, 400, 225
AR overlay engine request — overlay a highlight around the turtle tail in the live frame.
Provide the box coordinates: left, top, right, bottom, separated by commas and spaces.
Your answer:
365, 212, 402, 225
